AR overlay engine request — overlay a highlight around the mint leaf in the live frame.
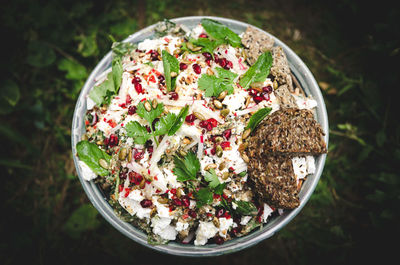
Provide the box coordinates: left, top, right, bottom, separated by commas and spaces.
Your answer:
204, 168, 220, 188
111, 41, 136, 58
125, 121, 152, 144
76, 140, 111, 176
239, 51, 273, 89
195, 187, 213, 207
246, 107, 272, 132
174, 151, 200, 182
168, 105, 189, 135
183, 38, 224, 56
136, 101, 164, 124
162, 50, 179, 91
234, 200, 258, 216
201, 18, 242, 47
112, 57, 123, 92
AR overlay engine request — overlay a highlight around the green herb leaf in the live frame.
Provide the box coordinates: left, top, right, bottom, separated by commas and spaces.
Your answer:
125, 121, 152, 144
195, 187, 213, 207
201, 18, 242, 47
168, 105, 189, 135
111, 41, 136, 59
162, 50, 180, 91
154, 112, 176, 136
233, 200, 258, 216
183, 37, 224, 56
76, 140, 111, 176
245, 107, 272, 132
112, 57, 123, 92
204, 168, 220, 188
89, 72, 115, 105
239, 51, 273, 89
213, 183, 226, 195
174, 151, 200, 182
136, 101, 164, 124
198, 67, 237, 97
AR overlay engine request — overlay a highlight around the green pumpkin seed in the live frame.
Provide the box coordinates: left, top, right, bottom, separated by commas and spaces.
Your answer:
242, 128, 251, 140
144, 101, 152, 111
213, 99, 223, 109
98, 158, 109, 169
220, 109, 230, 117
193, 111, 206, 120
217, 90, 227, 100
119, 148, 127, 161
216, 145, 223, 157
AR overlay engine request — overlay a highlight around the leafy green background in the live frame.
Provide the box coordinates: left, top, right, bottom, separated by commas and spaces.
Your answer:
1, 0, 399, 264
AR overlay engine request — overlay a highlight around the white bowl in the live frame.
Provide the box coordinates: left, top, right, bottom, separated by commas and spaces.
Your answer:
71, 16, 329, 256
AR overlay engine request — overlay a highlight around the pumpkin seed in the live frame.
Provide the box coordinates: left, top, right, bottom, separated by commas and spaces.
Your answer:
179, 149, 187, 156
170, 71, 178, 77
158, 197, 169, 204
81, 134, 88, 141
128, 148, 132, 163
214, 136, 224, 143
152, 99, 158, 109
96, 140, 103, 145
222, 172, 230, 180
119, 148, 127, 161
176, 188, 183, 198
217, 90, 227, 100
186, 42, 195, 50
216, 145, 223, 157
273, 80, 278, 90
144, 101, 152, 111
204, 163, 217, 171
150, 207, 157, 218
241, 153, 250, 163
98, 158, 109, 169
192, 46, 202, 51
213, 217, 220, 228
193, 111, 206, 120
139, 178, 146, 189
218, 161, 226, 171
213, 99, 223, 109
242, 128, 251, 140
206, 68, 214, 75
250, 81, 264, 88
238, 142, 248, 153
182, 137, 191, 145
220, 108, 230, 117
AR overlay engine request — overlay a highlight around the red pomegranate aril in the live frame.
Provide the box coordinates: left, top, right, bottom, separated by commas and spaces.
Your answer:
206, 123, 213, 131
128, 105, 137, 115
179, 63, 188, 70
220, 141, 231, 149
149, 50, 159, 61
215, 208, 225, 218
208, 118, 218, 127
222, 129, 232, 140
248, 88, 258, 96
199, 120, 209, 128
134, 82, 143, 94
108, 134, 118, 147
168, 91, 179, 100
140, 199, 153, 208
158, 74, 165, 85
199, 33, 208, 38
173, 198, 182, 206
261, 91, 270, 101
218, 58, 227, 68
185, 114, 196, 123
262, 85, 273, 93
205, 59, 212, 66
214, 236, 224, 245
225, 60, 233, 70
170, 188, 177, 194
202, 52, 212, 60
192, 64, 201, 74
253, 96, 263, 104
210, 147, 216, 155
232, 226, 242, 235
181, 196, 190, 207
134, 150, 144, 160
188, 209, 197, 218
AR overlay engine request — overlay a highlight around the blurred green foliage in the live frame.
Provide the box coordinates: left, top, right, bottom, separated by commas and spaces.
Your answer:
1, 0, 399, 264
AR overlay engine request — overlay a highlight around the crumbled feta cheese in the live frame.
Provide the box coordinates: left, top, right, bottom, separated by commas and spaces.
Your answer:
86, 96, 96, 110
78, 161, 97, 181
306, 156, 316, 174
222, 89, 247, 112
175, 221, 189, 232
292, 156, 308, 180
194, 221, 219, 246
262, 203, 274, 223
240, 216, 252, 225
118, 195, 151, 219
151, 216, 177, 241
292, 94, 318, 110
218, 217, 233, 238
128, 189, 144, 201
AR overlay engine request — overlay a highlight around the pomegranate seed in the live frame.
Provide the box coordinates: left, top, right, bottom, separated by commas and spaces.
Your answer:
205, 59, 212, 66
199, 120, 209, 128
132, 76, 141, 84
202, 52, 212, 60
134, 82, 143, 94
253, 96, 263, 104
206, 123, 213, 131
262, 85, 273, 93
173, 198, 182, 206
225, 60, 233, 70
147, 146, 153, 153
140, 199, 153, 208
126, 94, 132, 105
192, 64, 201, 74
218, 58, 227, 68
133, 150, 144, 160
248, 88, 258, 96
185, 114, 196, 123
170, 188, 177, 194
158, 75, 165, 85
214, 236, 224, 245
129, 172, 143, 185
168, 91, 179, 100
232, 226, 242, 235
207, 118, 218, 127
119, 171, 127, 180
199, 33, 208, 38
221, 141, 231, 149
261, 91, 270, 101
210, 147, 216, 155
188, 209, 197, 218
181, 196, 190, 207
222, 129, 232, 140
103, 137, 109, 146
215, 208, 225, 218
179, 63, 188, 70
128, 105, 137, 115
149, 50, 159, 61
107, 134, 118, 147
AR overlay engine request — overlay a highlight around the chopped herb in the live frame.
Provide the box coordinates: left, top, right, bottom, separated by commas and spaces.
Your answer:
162, 50, 180, 91
76, 140, 111, 176
198, 67, 237, 97
167, 105, 189, 135
182, 37, 223, 57
195, 187, 213, 207
204, 168, 220, 188
136, 100, 164, 125
239, 51, 273, 89
125, 121, 152, 145
213, 183, 226, 195
201, 18, 242, 47
174, 151, 200, 182
234, 200, 258, 216
245, 107, 272, 132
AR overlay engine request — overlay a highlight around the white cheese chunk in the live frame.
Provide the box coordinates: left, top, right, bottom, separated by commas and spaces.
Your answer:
194, 221, 219, 246
78, 161, 97, 181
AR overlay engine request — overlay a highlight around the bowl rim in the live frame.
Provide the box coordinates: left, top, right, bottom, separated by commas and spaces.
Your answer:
71, 15, 329, 257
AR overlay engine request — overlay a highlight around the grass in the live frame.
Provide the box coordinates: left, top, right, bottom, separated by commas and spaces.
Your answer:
1, 0, 399, 264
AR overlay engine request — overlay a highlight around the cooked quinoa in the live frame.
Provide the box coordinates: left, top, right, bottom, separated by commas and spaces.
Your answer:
76, 19, 324, 245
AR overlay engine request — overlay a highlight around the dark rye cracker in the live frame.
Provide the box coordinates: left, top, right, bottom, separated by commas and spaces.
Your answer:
247, 108, 327, 158
247, 156, 299, 209
241, 26, 275, 65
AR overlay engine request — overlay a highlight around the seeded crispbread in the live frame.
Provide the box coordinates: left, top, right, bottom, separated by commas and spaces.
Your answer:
241, 26, 275, 65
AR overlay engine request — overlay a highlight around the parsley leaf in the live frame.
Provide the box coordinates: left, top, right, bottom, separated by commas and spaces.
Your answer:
167, 105, 189, 135
195, 187, 213, 207
213, 183, 226, 195
173, 151, 200, 182
162, 50, 179, 91
201, 18, 242, 48
198, 67, 237, 97
136, 101, 164, 124
239, 51, 273, 89
245, 107, 272, 132
204, 168, 220, 188
125, 121, 152, 144
155, 105, 189, 136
